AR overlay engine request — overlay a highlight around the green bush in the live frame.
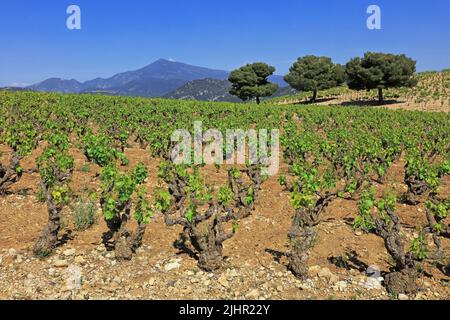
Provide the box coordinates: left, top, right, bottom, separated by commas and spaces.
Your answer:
71, 199, 97, 231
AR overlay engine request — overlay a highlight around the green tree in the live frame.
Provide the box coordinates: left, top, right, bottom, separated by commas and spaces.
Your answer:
228, 62, 279, 104
284, 55, 345, 103
345, 52, 417, 104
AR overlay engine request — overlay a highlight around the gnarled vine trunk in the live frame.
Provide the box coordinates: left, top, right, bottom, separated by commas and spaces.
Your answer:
374, 208, 418, 295
34, 182, 61, 257
0, 154, 22, 195
288, 226, 317, 278
403, 174, 430, 205
104, 202, 147, 261
287, 192, 338, 279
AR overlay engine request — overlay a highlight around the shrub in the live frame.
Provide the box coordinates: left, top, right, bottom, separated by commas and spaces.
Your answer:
71, 199, 97, 231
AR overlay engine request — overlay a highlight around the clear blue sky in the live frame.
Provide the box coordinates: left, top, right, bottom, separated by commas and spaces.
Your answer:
1, 0, 449, 86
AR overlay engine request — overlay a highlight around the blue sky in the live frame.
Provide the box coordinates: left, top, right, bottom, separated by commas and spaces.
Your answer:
0, 0, 449, 86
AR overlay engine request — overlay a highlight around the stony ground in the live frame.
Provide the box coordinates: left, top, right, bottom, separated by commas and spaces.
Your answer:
0, 145, 449, 301
0, 214, 448, 301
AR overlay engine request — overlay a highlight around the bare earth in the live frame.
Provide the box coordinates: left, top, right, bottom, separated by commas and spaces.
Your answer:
0, 142, 449, 300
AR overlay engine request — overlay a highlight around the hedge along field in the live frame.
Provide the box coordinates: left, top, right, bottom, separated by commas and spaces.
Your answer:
0, 90, 448, 299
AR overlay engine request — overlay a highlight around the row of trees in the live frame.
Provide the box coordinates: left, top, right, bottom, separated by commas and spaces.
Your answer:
228, 52, 417, 104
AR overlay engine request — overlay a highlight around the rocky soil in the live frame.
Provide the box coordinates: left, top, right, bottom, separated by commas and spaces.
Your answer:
0, 218, 448, 300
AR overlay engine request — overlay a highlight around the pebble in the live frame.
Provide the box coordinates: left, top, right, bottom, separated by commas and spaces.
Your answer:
63, 248, 76, 257
190, 277, 198, 284
8, 248, 17, 258
317, 267, 332, 280
218, 275, 230, 287
74, 256, 86, 265
164, 261, 181, 272
246, 289, 260, 299
298, 282, 311, 290
363, 277, 384, 290
148, 278, 156, 286
227, 269, 239, 278
398, 294, 409, 301
333, 281, 348, 292
308, 265, 321, 277
54, 260, 69, 268
105, 252, 115, 259
329, 274, 339, 284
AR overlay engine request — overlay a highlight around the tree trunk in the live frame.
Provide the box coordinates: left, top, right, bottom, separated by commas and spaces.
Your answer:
198, 246, 223, 271
130, 223, 147, 251
311, 90, 317, 103
112, 209, 134, 261
287, 227, 316, 279
34, 184, 61, 257
0, 155, 21, 194
384, 269, 418, 295
378, 87, 384, 104
256, 96, 260, 104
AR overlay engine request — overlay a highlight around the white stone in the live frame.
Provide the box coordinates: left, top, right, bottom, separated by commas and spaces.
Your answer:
308, 265, 321, 277
74, 256, 86, 265
246, 289, 260, 299
329, 274, 339, 284
218, 275, 229, 287
54, 259, 69, 268
63, 248, 76, 257
398, 294, 409, 300
334, 281, 348, 292
164, 261, 181, 272
363, 277, 384, 290
8, 248, 17, 258
318, 267, 332, 279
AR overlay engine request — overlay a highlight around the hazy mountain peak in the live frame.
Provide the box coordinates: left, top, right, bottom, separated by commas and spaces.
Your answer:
27, 59, 286, 98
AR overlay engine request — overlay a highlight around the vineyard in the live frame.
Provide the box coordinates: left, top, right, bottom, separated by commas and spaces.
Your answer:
268, 70, 450, 112
0, 90, 449, 300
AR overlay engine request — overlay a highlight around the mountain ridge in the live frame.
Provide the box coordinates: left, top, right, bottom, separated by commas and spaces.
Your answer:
27, 59, 288, 98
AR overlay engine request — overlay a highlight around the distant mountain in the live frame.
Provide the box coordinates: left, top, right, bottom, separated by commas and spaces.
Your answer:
81, 59, 229, 93
165, 78, 296, 103
0, 86, 31, 92
27, 59, 288, 98
165, 78, 241, 102
28, 59, 230, 97
271, 86, 298, 97
82, 78, 188, 98
28, 78, 84, 93
268, 75, 288, 88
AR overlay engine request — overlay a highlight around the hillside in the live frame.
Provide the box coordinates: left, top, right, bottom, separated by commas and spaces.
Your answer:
165, 78, 297, 103
266, 71, 450, 112
164, 78, 241, 102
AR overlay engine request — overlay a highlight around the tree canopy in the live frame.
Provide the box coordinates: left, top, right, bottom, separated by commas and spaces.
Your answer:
345, 52, 417, 104
228, 62, 279, 104
284, 55, 345, 102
